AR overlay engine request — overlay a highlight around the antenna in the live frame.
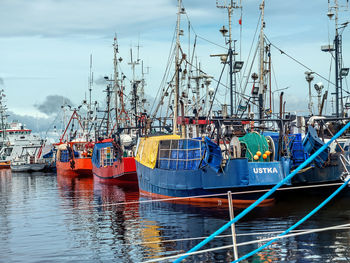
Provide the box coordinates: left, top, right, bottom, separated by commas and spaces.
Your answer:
216, 0, 242, 116
326, 0, 349, 117
113, 34, 120, 128
89, 54, 93, 117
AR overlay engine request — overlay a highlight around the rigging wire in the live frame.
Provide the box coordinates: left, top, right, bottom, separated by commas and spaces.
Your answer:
265, 36, 336, 87
325, 52, 334, 112
150, 25, 177, 115
238, 11, 261, 95
181, 1, 227, 50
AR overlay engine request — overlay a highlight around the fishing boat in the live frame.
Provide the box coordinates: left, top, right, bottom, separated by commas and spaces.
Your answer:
134, 0, 293, 206
56, 141, 93, 176
265, 1, 350, 189
92, 36, 143, 185
56, 110, 94, 176
92, 138, 137, 184
0, 160, 10, 169
9, 143, 47, 172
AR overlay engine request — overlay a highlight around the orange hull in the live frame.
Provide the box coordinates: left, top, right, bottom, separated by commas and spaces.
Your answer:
0, 161, 11, 169
56, 158, 92, 177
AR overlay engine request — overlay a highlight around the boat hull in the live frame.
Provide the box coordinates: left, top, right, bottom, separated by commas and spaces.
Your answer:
93, 157, 138, 185
291, 151, 346, 185
136, 158, 290, 206
56, 158, 92, 176
0, 161, 11, 169
11, 163, 46, 173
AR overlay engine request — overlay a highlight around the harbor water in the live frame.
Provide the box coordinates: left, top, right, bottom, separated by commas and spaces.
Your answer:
1, 170, 350, 262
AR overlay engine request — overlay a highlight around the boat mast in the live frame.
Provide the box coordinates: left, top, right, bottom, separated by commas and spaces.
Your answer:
173, 0, 182, 135
88, 54, 93, 123
326, 0, 349, 117
228, 1, 234, 116
113, 35, 119, 129
216, 0, 239, 117
258, 0, 265, 120
106, 83, 111, 136
128, 44, 141, 127
0, 90, 7, 146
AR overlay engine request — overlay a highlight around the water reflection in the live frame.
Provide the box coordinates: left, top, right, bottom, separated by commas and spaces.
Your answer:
93, 181, 141, 262
57, 173, 94, 207
2, 172, 350, 262
0, 169, 12, 262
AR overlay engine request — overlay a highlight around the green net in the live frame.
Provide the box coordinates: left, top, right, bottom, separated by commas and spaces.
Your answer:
239, 132, 270, 162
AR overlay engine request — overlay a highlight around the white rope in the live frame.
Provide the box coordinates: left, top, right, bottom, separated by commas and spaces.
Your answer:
123, 226, 350, 247
142, 223, 350, 263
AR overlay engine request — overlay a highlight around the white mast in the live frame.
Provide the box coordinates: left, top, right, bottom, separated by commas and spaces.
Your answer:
113, 35, 119, 128
173, 0, 182, 135
258, 0, 265, 119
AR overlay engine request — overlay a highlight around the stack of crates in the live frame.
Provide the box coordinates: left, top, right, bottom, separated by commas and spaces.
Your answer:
290, 134, 308, 167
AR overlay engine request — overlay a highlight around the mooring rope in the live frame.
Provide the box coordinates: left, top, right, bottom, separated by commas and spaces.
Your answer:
174, 121, 350, 262
232, 176, 350, 262
143, 223, 350, 263
124, 225, 350, 247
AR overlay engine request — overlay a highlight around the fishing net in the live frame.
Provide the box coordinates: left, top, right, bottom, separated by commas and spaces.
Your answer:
239, 132, 270, 162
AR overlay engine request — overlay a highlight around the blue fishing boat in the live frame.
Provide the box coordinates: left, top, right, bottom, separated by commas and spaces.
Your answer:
135, 133, 291, 205
133, 0, 295, 205
265, 123, 349, 188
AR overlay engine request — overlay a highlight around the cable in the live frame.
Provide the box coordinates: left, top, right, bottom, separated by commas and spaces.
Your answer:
233, 177, 350, 262
124, 225, 350, 248
265, 36, 336, 87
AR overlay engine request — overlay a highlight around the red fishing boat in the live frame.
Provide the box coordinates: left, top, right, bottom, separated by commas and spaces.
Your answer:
92, 138, 137, 185
90, 36, 140, 185
0, 160, 11, 169
55, 110, 94, 177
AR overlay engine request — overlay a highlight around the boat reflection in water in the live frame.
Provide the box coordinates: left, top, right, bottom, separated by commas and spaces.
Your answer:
56, 173, 94, 206
1, 170, 350, 262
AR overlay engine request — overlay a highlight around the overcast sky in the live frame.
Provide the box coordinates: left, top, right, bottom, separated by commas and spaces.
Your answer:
0, 0, 349, 121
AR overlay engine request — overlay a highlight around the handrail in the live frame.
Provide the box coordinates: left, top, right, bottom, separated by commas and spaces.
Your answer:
174, 120, 350, 263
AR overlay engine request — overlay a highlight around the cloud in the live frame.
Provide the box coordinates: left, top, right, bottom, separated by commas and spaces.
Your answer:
0, 78, 4, 86
7, 110, 53, 133
34, 95, 74, 115
0, 0, 177, 38
94, 76, 108, 86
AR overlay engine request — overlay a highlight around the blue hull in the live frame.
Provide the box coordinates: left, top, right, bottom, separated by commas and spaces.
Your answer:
292, 156, 344, 185
136, 158, 291, 202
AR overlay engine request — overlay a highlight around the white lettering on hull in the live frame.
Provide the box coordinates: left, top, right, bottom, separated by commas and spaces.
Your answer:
253, 167, 278, 174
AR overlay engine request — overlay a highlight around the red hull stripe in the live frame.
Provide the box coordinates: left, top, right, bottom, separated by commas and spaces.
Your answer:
93, 171, 137, 180
139, 189, 275, 207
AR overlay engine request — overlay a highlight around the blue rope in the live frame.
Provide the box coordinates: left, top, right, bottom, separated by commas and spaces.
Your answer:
174, 121, 350, 263
233, 176, 350, 262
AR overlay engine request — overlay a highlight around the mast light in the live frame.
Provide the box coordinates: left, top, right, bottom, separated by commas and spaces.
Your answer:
233, 61, 244, 72
321, 44, 335, 52
340, 68, 349, 77
219, 25, 228, 36
327, 11, 334, 19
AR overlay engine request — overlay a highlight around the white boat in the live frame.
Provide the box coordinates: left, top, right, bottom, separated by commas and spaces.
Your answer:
0, 90, 47, 172
7, 144, 47, 172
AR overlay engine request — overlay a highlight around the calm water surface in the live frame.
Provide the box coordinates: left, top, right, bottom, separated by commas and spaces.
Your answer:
1, 170, 350, 262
